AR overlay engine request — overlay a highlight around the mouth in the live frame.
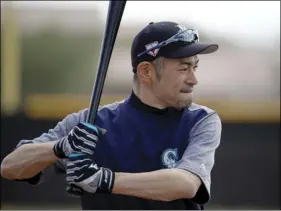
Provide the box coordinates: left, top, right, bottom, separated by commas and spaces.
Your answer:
180, 85, 194, 93
180, 88, 193, 93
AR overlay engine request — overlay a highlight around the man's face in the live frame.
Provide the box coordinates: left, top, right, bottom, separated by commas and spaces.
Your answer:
151, 55, 199, 109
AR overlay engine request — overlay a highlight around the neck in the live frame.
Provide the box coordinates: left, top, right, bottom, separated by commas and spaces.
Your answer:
132, 85, 167, 109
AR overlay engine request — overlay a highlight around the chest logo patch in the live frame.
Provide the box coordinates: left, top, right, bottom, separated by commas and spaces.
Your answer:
161, 148, 179, 168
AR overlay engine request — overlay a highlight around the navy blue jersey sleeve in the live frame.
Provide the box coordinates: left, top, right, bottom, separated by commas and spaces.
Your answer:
175, 112, 222, 204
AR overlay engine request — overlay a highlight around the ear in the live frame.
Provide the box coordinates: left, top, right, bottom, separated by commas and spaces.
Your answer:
136, 61, 155, 83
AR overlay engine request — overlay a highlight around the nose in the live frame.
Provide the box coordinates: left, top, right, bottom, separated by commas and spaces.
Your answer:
186, 71, 198, 86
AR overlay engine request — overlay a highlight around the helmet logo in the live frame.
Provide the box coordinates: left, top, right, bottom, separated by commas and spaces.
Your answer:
145, 41, 159, 57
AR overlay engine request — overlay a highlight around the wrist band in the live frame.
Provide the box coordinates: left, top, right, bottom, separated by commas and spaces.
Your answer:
97, 168, 115, 194
53, 138, 67, 159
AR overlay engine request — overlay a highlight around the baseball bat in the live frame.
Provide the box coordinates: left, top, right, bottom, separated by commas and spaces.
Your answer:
66, 0, 127, 196
87, 0, 127, 124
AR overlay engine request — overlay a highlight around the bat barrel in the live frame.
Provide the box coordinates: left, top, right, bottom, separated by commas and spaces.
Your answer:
87, 0, 127, 124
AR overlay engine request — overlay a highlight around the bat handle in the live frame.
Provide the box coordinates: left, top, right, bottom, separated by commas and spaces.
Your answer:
66, 184, 84, 197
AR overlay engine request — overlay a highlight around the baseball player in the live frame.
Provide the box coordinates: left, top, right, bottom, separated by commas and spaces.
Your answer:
1, 21, 222, 210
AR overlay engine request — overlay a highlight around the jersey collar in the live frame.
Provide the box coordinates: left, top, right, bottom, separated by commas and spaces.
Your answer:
128, 90, 182, 115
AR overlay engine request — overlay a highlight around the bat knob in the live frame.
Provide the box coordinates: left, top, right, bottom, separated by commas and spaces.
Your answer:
66, 184, 83, 197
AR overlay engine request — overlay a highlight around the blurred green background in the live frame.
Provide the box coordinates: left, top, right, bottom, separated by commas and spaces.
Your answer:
1, 1, 280, 121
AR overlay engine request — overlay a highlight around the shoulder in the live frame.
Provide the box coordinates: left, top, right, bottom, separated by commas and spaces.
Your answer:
185, 103, 219, 119
69, 99, 126, 120
182, 103, 221, 130
68, 99, 126, 124
98, 99, 126, 113
186, 103, 216, 115
187, 103, 222, 134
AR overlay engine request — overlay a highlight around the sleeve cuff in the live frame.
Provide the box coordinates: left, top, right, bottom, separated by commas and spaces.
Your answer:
190, 177, 210, 204
15, 172, 43, 186
176, 167, 211, 204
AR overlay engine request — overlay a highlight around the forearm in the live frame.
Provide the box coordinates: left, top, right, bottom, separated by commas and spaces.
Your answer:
112, 168, 200, 202
1, 142, 59, 180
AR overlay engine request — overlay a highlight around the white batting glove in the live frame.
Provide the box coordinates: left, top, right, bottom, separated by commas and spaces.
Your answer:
66, 153, 115, 194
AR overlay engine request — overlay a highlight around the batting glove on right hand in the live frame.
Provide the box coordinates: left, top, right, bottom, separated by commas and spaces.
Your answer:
53, 122, 104, 159
66, 153, 115, 195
